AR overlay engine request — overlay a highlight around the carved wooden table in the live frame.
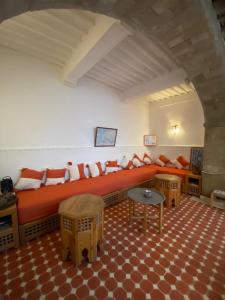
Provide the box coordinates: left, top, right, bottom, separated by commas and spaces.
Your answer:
155, 174, 181, 208
58, 194, 104, 265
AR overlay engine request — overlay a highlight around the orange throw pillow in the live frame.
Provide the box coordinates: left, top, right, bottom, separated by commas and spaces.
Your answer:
21, 168, 44, 180
15, 168, 45, 191
177, 155, 189, 167
106, 160, 119, 167
45, 168, 66, 185
96, 162, 104, 176
46, 168, 66, 178
159, 155, 170, 164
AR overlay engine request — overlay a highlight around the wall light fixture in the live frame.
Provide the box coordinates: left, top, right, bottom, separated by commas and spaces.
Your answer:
172, 124, 179, 135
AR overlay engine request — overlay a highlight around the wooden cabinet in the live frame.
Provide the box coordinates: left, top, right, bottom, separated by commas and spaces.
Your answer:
0, 204, 19, 252
185, 174, 202, 196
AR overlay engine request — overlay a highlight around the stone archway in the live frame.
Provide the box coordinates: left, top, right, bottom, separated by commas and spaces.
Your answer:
1, 0, 225, 196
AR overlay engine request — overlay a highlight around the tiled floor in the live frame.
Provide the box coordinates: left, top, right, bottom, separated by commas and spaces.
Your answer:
1, 195, 225, 300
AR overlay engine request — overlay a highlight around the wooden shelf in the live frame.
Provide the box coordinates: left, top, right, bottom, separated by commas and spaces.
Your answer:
185, 174, 202, 196
0, 204, 19, 252
0, 227, 13, 235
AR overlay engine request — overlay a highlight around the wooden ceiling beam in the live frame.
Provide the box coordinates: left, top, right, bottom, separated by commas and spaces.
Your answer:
123, 37, 168, 74
95, 61, 140, 85
6, 19, 74, 51
45, 11, 88, 37
88, 67, 134, 88
101, 55, 151, 82
86, 73, 125, 90
22, 13, 80, 48
0, 34, 66, 65
124, 68, 187, 100
116, 44, 159, 77
0, 26, 71, 60
109, 49, 155, 80
137, 34, 177, 70
63, 17, 130, 85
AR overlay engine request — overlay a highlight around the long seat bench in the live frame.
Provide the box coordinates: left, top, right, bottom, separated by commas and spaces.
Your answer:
16, 164, 191, 244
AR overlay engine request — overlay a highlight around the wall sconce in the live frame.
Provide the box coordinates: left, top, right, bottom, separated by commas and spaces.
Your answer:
172, 124, 179, 135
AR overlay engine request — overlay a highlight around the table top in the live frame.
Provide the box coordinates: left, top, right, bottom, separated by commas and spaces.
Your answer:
128, 188, 165, 205
58, 194, 104, 219
154, 174, 181, 181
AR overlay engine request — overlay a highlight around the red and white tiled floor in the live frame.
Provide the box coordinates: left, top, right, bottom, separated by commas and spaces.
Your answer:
1, 195, 225, 300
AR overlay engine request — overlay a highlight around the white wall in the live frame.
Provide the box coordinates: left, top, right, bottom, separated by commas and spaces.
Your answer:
148, 92, 205, 161
0, 47, 150, 181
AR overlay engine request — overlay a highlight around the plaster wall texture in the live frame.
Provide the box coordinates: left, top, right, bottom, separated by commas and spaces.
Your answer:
149, 92, 205, 147
0, 47, 150, 181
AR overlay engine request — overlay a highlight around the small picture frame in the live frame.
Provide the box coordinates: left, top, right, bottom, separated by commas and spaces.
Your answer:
95, 127, 118, 147
144, 135, 157, 146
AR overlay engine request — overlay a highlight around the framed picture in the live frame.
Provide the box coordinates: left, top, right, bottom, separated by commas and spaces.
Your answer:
190, 147, 204, 174
144, 135, 157, 146
95, 127, 118, 147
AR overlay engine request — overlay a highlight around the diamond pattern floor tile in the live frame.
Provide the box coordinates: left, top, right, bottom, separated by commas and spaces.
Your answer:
0, 195, 225, 299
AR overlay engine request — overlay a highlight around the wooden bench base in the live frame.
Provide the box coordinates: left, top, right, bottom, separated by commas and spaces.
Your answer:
19, 179, 154, 244
19, 214, 60, 245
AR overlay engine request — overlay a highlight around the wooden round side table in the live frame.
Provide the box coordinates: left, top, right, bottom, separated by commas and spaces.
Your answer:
58, 194, 104, 266
154, 174, 181, 208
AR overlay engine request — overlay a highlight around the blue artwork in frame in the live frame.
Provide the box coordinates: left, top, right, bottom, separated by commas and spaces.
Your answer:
190, 147, 204, 174
95, 127, 118, 147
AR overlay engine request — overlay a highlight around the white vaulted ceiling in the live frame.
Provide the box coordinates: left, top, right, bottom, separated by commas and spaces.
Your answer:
0, 9, 96, 66
0, 9, 191, 101
85, 32, 179, 93
139, 82, 195, 103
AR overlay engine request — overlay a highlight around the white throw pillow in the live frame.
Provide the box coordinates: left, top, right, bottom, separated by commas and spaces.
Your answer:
45, 177, 65, 186
171, 159, 183, 169
45, 168, 66, 186
15, 168, 45, 190
120, 156, 133, 170
106, 166, 121, 173
155, 158, 165, 167
15, 178, 42, 190
133, 158, 142, 168
68, 162, 87, 181
143, 157, 152, 165
88, 162, 104, 177
120, 156, 129, 168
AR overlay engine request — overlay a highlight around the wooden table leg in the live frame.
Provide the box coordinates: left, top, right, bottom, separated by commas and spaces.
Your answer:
129, 199, 135, 220
143, 205, 147, 233
128, 198, 132, 220
159, 202, 163, 234
131, 200, 135, 217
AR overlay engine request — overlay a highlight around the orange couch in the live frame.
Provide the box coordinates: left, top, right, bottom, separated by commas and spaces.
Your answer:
16, 164, 191, 225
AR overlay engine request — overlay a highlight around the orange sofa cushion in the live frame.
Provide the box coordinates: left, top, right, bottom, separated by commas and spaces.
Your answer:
177, 155, 189, 167
17, 164, 191, 225
17, 165, 158, 225
106, 161, 119, 167
159, 155, 170, 164
20, 168, 45, 180
155, 165, 192, 181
